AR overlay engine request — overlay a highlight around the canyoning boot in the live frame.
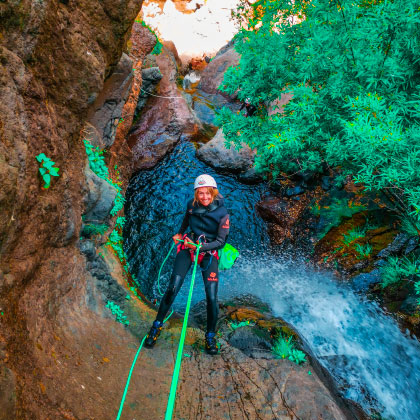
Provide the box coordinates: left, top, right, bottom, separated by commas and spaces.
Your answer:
205, 332, 219, 355
144, 320, 163, 348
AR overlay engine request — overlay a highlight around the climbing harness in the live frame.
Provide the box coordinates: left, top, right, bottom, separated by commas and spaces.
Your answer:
115, 239, 201, 420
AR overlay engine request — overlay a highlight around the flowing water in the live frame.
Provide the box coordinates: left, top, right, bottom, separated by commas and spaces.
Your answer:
124, 140, 420, 420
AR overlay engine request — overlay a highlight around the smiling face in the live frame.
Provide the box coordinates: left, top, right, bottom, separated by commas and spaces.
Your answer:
197, 187, 213, 207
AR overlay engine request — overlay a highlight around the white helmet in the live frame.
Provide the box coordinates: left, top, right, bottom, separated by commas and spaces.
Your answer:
194, 174, 217, 189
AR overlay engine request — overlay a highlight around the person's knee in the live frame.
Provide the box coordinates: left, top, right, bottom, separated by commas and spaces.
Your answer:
164, 274, 183, 305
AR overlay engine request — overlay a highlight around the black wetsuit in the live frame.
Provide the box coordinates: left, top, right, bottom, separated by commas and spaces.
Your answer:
156, 195, 230, 333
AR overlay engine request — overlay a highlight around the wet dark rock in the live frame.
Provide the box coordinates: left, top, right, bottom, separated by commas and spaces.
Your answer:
377, 233, 410, 258
322, 176, 332, 191
404, 237, 419, 255
87, 253, 126, 306
190, 89, 241, 127
256, 197, 290, 227
228, 325, 273, 358
128, 45, 202, 171
134, 67, 162, 115
238, 167, 263, 184
351, 269, 382, 291
79, 240, 96, 261
400, 295, 419, 314
286, 185, 305, 197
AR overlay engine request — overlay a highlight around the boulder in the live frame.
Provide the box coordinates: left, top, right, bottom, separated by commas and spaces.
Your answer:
196, 128, 256, 173
351, 269, 382, 291
377, 233, 411, 258
135, 66, 163, 114
197, 45, 240, 98
82, 163, 117, 224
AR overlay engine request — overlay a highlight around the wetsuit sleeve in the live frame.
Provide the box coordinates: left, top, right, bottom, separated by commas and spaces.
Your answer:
199, 214, 230, 252
177, 210, 189, 235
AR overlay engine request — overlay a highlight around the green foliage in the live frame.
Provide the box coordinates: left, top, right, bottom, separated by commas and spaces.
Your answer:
83, 139, 125, 217
400, 215, 420, 238
107, 228, 126, 263
272, 333, 307, 365
380, 255, 420, 290
343, 227, 365, 246
355, 243, 372, 259
83, 140, 109, 180
216, 0, 420, 228
83, 223, 108, 236
106, 300, 129, 325
229, 320, 255, 330
36, 153, 60, 189
317, 198, 367, 239
115, 217, 126, 229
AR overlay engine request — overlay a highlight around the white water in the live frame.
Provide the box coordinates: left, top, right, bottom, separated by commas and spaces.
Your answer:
175, 251, 420, 419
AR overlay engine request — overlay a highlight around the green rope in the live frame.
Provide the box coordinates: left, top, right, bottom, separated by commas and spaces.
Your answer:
116, 238, 199, 420
165, 243, 201, 420
157, 242, 175, 295
115, 310, 173, 420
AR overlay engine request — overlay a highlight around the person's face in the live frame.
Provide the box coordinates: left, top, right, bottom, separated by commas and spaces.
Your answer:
197, 187, 212, 206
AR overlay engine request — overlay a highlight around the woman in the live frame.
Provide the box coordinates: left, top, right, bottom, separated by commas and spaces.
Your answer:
144, 174, 230, 355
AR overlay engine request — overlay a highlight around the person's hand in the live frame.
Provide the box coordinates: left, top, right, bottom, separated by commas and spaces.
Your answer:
172, 233, 183, 244
183, 236, 196, 249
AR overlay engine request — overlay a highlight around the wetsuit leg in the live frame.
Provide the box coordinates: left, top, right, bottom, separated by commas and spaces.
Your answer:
201, 254, 219, 333
156, 249, 192, 322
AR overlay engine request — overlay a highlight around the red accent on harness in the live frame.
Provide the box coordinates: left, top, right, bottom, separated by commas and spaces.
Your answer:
176, 234, 219, 263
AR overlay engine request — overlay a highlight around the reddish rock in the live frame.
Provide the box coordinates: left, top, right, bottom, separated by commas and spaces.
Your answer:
189, 56, 208, 71
109, 20, 158, 187
257, 194, 313, 245
0, 0, 142, 418
198, 46, 240, 98
127, 44, 202, 170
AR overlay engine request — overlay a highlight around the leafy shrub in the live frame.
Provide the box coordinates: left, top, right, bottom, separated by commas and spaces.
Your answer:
216, 0, 420, 230
355, 243, 372, 259
380, 255, 420, 289
83, 139, 125, 217
272, 333, 306, 365
343, 227, 365, 246
36, 153, 60, 189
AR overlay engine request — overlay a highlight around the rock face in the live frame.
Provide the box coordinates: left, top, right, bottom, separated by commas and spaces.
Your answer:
197, 45, 240, 97
0, 1, 142, 418
127, 44, 203, 171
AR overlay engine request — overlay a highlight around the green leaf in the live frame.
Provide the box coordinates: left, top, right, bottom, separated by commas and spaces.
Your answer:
36, 153, 47, 162
50, 167, 60, 176
42, 173, 51, 188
